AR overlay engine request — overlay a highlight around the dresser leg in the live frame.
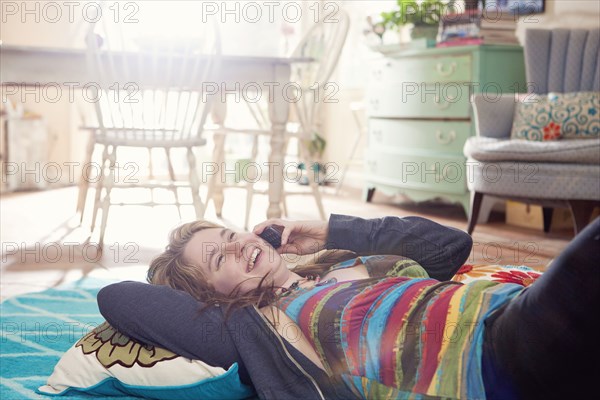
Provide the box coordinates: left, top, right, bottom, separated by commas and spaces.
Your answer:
364, 187, 376, 202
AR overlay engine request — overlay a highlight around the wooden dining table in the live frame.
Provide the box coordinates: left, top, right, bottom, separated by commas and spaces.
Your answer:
1, 44, 312, 221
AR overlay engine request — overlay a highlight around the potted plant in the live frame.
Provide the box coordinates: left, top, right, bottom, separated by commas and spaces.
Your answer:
381, 0, 446, 41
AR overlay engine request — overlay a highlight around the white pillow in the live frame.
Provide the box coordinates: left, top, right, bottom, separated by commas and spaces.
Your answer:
37, 322, 255, 400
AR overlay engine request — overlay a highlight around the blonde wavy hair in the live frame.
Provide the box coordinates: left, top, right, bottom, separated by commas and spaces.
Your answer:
147, 220, 357, 316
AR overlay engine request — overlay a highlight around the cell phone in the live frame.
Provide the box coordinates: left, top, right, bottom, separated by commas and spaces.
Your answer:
259, 225, 284, 249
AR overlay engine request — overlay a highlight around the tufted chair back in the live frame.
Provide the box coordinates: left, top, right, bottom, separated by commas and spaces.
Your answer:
525, 28, 600, 94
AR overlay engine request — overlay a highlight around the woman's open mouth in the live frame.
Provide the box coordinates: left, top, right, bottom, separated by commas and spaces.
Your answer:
247, 247, 262, 273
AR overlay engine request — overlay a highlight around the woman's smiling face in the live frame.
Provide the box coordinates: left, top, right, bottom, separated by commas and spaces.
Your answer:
183, 228, 289, 295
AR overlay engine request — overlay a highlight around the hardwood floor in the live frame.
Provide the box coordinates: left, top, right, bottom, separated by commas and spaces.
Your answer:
0, 185, 574, 301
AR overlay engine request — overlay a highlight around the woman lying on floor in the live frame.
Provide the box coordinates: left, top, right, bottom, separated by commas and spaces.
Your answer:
98, 214, 599, 400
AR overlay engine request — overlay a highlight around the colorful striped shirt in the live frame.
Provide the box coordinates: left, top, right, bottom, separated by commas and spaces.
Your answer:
277, 255, 524, 399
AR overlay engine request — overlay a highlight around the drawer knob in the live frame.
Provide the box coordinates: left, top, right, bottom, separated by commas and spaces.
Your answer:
424, 163, 442, 181
369, 99, 379, 109
434, 96, 452, 110
372, 129, 382, 141
436, 61, 457, 77
435, 130, 456, 144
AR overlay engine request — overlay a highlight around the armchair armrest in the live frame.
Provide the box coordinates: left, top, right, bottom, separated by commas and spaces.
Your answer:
471, 94, 517, 139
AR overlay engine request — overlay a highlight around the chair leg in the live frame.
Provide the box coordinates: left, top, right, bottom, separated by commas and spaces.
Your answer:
244, 135, 260, 230
281, 193, 289, 219
568, 200, 598, 235
308, 164, 326, 220
76, 132, 96, 224
244, 180, 255, 231
542, 207, 553, 233
91, 145, 108, 232
164, 147, 182, 220
147, 148, 154, 180
77, 168, 90, 225
467, 191, 484, 235
280, 136, 292, 218
207, 133, 226, 217
187, 147, 206, 220
335, 105, 364, 196
98, 145, 117, 247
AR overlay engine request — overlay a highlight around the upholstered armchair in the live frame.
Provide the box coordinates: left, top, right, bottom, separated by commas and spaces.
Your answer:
464, 28, 600, 235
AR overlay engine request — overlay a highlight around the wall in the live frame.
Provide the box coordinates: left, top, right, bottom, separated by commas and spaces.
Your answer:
1, 2, 92, 188
319, 0, 391, 190
516, 1, 600, 40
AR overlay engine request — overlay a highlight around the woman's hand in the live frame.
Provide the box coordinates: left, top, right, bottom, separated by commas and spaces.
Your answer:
253, 218, 328, 255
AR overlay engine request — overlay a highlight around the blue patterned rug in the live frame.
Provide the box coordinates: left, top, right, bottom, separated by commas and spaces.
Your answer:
0, 278, 138, 400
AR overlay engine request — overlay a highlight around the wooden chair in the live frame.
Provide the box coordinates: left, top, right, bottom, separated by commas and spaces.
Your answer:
208, 9, 350, 230
77, 18, 221, 245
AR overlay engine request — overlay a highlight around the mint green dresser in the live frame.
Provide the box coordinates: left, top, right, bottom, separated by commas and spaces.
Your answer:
364, 45, 526, 215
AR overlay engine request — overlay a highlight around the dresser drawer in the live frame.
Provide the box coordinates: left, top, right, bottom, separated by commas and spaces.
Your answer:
369, 54, 472, 85
369, 119, 471, 155
367, 84, 471, 118
365, 151, 468, 195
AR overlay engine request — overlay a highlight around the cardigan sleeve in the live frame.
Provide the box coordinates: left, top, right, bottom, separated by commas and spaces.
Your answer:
325, 214, 473, 281
96, 281, 251, 384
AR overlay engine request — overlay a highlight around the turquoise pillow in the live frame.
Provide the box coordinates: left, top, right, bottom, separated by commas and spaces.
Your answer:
37, 322, 255, 400
511, 91, 599, 141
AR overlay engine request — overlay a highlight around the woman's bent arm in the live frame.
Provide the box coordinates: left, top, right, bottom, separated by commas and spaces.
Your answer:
97, 281, 248, 382
325, 214, 473, 281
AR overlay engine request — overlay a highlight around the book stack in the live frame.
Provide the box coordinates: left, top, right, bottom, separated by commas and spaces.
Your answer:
437, 10, 518, 47
479, 10, 519, 44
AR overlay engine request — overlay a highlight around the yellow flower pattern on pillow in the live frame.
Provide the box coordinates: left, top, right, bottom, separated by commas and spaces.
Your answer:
76, 322, 178, 369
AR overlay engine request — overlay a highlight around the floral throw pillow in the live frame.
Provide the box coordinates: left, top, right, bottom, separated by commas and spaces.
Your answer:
510, 91, 599, 141
452, 264, 543, 286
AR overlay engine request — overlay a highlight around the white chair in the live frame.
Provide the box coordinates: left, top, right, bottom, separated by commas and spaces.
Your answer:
78, 19, 221, 245
336, 101, 366, 195
209, 10, 350, 229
